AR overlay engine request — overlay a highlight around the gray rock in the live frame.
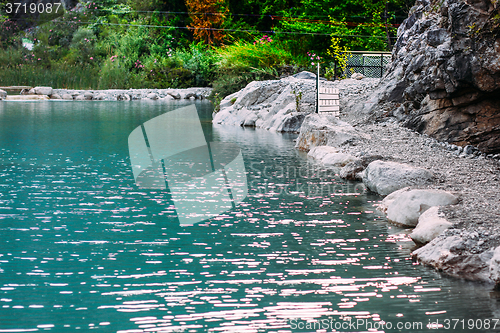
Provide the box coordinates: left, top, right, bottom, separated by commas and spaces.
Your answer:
62, 94, 73, 100
489, 247, 500, 286
363, 161, 434, 195
147, 92, 158, 100
93, 93, 107, 100
219, 91, 240, 110
34, 86, 53, 95
117, 94, 130, 101
184, 92, 197, 99
411, 206, 453, 245
351, 73, 364, 80
295, 113, 370, 151
74, 95, 85, 101
463, 145, 475, 155
84, 92, 94, 100
0, 89, 7, 99
413, 234, 495, 282
50, 94, 62, 99
167, 91, 181, 99
339, 154, 384, 180
243, 113, 258, 127
292, 71, 317, 80
214, 78, 314, 133
273, 112, 306, 133
339, 160, 365, 180
384, 188, 458, 226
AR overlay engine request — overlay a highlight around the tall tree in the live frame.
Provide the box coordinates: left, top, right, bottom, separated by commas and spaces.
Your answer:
185, 0, 228, 45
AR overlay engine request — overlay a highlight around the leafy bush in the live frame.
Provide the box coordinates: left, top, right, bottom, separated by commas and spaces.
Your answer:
69, 27, 97, 64
173, 43, 219, 86
217, 38, 296, 72
144, 56, 194, 89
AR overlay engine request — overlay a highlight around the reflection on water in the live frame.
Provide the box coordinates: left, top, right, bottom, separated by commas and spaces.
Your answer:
0, 100, 498, 332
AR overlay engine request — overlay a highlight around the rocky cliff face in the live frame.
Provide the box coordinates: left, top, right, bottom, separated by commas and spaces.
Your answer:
351, 0, 500, 154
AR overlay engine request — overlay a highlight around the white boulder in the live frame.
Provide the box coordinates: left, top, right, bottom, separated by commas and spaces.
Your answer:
322, 153, 359, 167
84, 92, 94, 100
413, 234, 495, 282
74, 95, 85, 100
93, 93, 107, 100
385, 188, 458, 226
167, 91, 181, 99
308, 146, 359, 167
489, 247, 500, 285
351, 73, 364, 80
295, 113, 370, 151
62, 94, 73, 100
147, 92, 158, 100
308, 146, 339, 160
377, 187, 411, 213
363, 161, 434, 195
0, 89, 7, 99
411, 206, 453, 244
117, 94, 130, 101
34, 86, 53, 95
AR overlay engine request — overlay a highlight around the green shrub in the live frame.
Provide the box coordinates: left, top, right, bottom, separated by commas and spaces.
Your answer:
217, 39, 295, 72
173, 43, 219, 86
147, 66, 193, 89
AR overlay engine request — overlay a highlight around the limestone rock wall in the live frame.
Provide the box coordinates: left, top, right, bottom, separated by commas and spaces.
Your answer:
351, 0, 500, 153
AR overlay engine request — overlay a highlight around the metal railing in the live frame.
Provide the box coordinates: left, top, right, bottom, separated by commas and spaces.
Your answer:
326, 51, 392, 79
345, 51, 392, 78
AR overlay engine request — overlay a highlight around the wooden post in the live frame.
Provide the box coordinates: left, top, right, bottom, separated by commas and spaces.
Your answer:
316, 62, 319, 114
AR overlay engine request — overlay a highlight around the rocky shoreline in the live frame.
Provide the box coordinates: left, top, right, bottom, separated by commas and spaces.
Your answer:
214, 71, 500, 286
0, 86, 212, 101
300, 114, 500, 284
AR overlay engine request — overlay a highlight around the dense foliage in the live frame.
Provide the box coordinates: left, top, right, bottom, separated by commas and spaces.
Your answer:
0, 0, 412, 99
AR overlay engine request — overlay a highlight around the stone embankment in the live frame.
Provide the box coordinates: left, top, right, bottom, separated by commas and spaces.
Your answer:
0, 86, 212, 101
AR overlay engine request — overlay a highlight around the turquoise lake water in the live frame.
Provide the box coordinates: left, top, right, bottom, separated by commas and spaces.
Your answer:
0, 100, 499, 333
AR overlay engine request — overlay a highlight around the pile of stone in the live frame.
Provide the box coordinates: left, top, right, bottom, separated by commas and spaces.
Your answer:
1, 86, 212, 101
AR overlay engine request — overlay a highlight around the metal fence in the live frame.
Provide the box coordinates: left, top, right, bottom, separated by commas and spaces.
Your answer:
344, 51, 392, 78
